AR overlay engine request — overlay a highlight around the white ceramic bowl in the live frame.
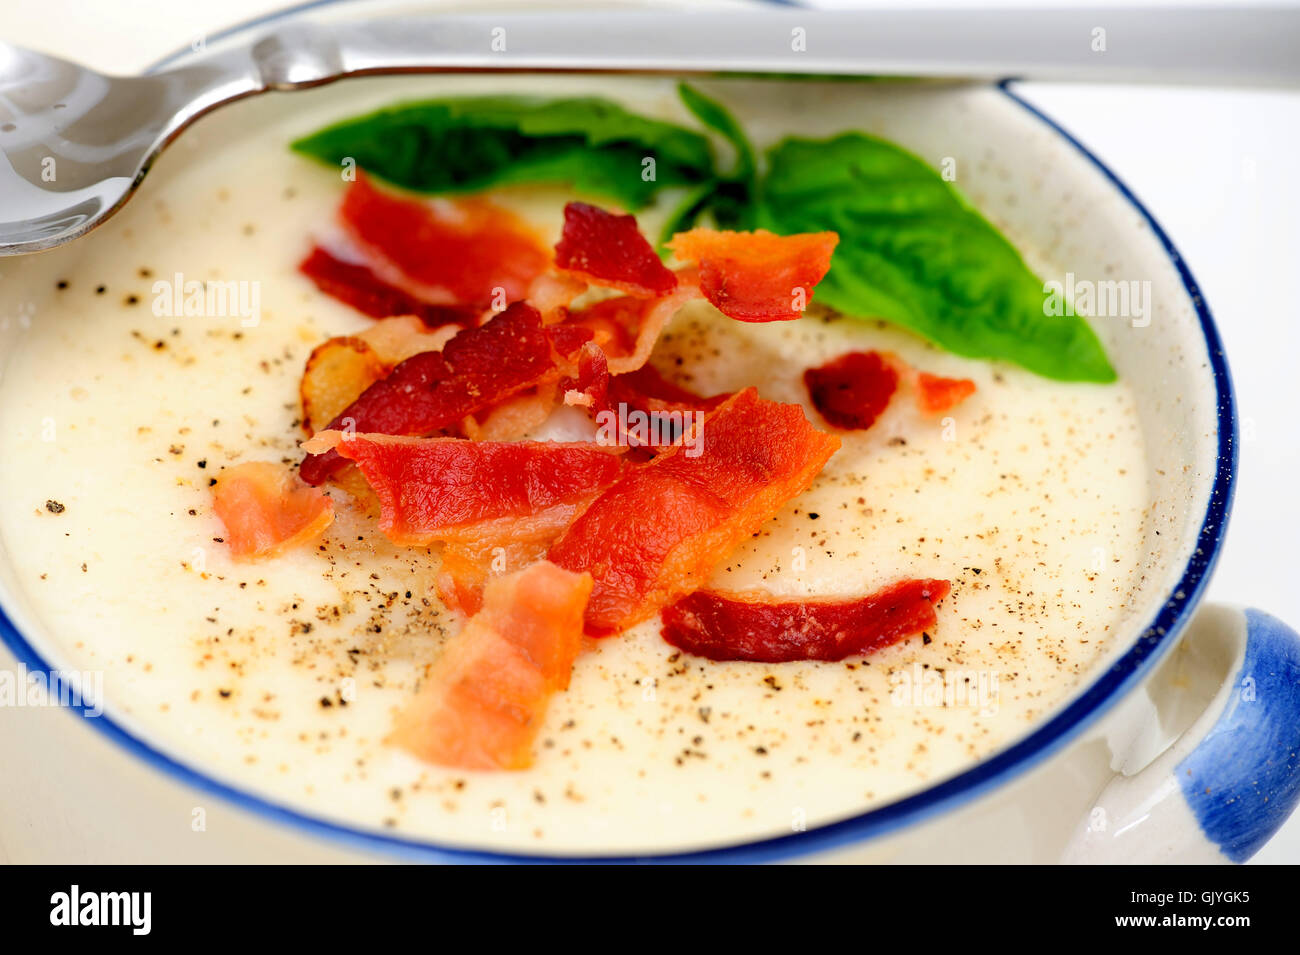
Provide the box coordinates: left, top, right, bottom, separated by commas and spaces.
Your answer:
1, 0, 1297, 863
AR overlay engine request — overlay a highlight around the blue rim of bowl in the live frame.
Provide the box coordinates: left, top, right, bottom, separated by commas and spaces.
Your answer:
0, 4, 1237, 864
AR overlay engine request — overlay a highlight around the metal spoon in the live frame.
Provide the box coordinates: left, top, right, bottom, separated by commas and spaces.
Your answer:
2, 6, 1298, 255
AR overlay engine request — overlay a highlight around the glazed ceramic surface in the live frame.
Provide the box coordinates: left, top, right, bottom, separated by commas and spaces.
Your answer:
0, 0, 1297, 863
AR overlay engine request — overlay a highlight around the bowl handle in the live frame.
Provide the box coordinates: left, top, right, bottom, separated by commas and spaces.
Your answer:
1063, 604, 1300, 863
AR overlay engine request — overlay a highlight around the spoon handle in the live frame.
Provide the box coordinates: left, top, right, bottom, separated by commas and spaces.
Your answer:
204, 7, 1300, 90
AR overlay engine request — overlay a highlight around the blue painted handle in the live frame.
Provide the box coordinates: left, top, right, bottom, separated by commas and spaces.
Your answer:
1177, 609, 1300, 862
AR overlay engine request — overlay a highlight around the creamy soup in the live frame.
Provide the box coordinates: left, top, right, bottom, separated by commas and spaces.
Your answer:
0, 76, 1149, 854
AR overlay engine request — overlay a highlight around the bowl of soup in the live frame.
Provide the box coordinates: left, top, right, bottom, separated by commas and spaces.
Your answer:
0, 0, 1297, 864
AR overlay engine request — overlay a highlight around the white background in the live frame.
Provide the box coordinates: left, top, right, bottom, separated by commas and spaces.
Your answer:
5, 0, 1298, 863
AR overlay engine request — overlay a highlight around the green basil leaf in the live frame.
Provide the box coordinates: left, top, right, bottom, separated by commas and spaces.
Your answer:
673, 84, 759, 233
291, 96, 716, 210
755, 133, 1116, 382
677, 83, 756, 184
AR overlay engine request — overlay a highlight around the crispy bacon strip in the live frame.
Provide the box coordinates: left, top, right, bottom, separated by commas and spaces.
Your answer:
561, 343, 729, 455
545, 322, 599, 362
340, 173, 550, 306
464, 387, 558, 443
300, 336, 390, 435
390, 561, 592, 770
300, 319, 463, 436
436, 537, 562, 617
299, 247, 482, 327
548, 388, 841, 636
526, 272, 589, 323
660, 579, 951, 663
560, 296, 640, 357
304, 431, 626, 548
804, 351, 900, 431
307, 429, 624, 616
299, 302, 590, 484
604, 281, 701, 376
603, 366, 729, 455
806, 351, 976, 430
355, 315, 460, 366
554, 202, 677, 297
436, 544, 495, 616
610, 363, 730, 417
667, 228, 837, 322
561, 223, 842, 378
561, 342, 611, 411
915, 371, 977, 416
211, 461, 334, 560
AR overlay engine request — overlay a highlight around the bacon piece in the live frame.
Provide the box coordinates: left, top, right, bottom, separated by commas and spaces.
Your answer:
300, 336, 389, 435
561, 340, 726, 416
609, 279, 701, 375
604, 366, 725, 453
435, 538, 558, 618
299, 246, 482, 327
211, 461, 334, 560
558, 271, 699, 377
340, 173, 550, 306
915, 371, 976, 415
554, 202, 677, 297
329, 465, 382, 518
463, 387, 558, 443
299, 302, 587, 484
562, 346, 729, 455
299, 350, 449, 485
548, 388, 841, 636
561, 342, 610, 411
390, 561, 592, 770
356, 315, 460, 366
609, 281, 700, 375
307, 424, 616, 615
609, 363, 730, 417
560, 296, 641, 358
304, 430, 625, 548
804, 351, 900, 431
660, 579, 951, 663
436, 544, 492, 616
667, 228, 837, 322
300, 319, 461, 436
805, 351, 977, 430
545, 323, 599, 363
526, 271, 589, 323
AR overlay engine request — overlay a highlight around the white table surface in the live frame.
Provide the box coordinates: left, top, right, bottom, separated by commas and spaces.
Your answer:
5, 0, 1298, 864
